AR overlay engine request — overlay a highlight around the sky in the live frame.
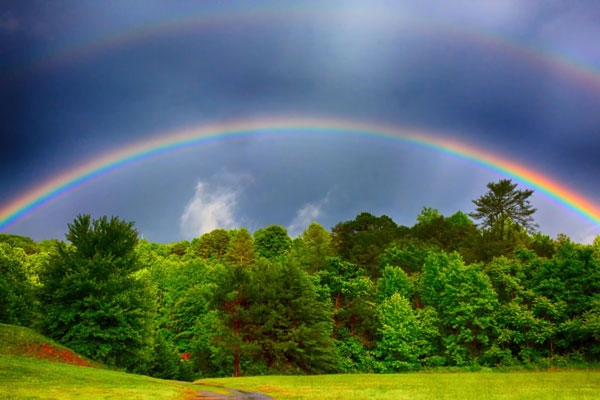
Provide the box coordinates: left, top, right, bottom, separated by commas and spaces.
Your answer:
1, 0, 599, 243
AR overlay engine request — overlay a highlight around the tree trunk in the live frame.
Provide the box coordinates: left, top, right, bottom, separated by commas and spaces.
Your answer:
234, 348, 239, 377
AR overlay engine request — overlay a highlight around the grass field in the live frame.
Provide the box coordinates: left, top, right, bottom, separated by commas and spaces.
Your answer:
0, 323, 223, 399
0, 354, 209, 399
198, 371, 600, 400
2, 324, 599, 399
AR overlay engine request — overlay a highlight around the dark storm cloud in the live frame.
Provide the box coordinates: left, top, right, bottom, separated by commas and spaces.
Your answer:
1, 1, 599, 243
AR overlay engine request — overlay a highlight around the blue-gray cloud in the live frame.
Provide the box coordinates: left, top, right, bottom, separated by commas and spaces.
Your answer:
1, 1, 599, 243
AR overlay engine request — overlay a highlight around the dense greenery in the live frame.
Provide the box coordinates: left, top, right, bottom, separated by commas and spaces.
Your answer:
1, 179, 599, 379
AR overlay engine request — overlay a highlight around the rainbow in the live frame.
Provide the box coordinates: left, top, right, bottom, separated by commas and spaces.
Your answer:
1, 116, 599, 231
4, 8, 600, 95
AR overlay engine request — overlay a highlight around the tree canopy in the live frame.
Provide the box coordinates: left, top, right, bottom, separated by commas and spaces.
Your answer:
469, 179, 537, 238
37, 215, 153, 371
3, 180, 599, 380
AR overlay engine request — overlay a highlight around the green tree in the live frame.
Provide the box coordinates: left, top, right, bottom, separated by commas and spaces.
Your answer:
253, 225, 291, 259
318, 257, 377, 370
245, 258, 338, 374
331, 213, 406, 278
379, 243, 433, 276
417, 252, 499, 365
374, 293, 425, 372
290, 222, 335, 273
469, 179, 537, 239
194, 228, 230, 259
532, 240, 600, 358
0, 243, 35, 326
410, 209, 479, 258
0, 233, 39, 254
225, 228, 256, 269
440, 260, 499, 365
377, 265, 412, 303
209, 262, 255, 377
529, 233, 556, 258
38, 215, 154, 371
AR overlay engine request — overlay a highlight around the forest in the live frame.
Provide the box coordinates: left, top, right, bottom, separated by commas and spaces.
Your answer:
1, 179, 599, 380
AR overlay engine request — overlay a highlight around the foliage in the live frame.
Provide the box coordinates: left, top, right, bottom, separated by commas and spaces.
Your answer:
225, 227, 256, 269
469, 179, 537, 238
332, 212, 406, 278
194, 228, 230, 259
290, 222, 335, 273
377, 265, 412, 302
37, 215, 154, 372
0, 233, 40, 254
245, 259, 338, 374
0, 243, 35, 326
254, 224, 292, 259
374, 293, 426, 371
4, 179, 600, 378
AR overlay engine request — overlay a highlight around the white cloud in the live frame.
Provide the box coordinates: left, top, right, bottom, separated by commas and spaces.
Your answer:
287, 192, 332, 238
180, 172, 252, 239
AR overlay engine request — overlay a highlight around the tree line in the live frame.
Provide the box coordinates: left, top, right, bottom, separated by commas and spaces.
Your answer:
1, 179, 599, 379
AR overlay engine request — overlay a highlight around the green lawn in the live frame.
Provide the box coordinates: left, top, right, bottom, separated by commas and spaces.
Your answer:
198, 371, 600, 400
0, 323, 221, 399
0, 354, 224, 400
1, 355, 599, 400
2, 324, 599, 400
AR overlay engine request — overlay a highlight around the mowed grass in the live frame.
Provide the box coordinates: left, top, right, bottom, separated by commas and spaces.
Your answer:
198, 370, 600, 400
0, 323, 222, 399
2, 324, 599, 399
0, 354, 208, 400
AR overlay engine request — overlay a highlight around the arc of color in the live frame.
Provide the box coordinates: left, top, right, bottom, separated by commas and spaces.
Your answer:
4, 9, 600, 95
1, 117, 600, 232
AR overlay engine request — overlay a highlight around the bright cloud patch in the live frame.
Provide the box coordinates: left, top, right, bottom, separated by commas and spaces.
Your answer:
180, 172, 252, 239
287, 192, 332, 237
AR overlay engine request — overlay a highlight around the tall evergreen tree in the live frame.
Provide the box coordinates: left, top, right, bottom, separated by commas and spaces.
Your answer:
246, 259, 338, 374
469, 179, 537, 239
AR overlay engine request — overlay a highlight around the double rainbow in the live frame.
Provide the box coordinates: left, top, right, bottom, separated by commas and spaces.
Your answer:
1, 117, 599, 231
2, 7, 599, 233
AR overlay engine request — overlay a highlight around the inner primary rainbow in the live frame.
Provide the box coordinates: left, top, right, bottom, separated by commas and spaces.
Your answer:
0, 117, 599, 231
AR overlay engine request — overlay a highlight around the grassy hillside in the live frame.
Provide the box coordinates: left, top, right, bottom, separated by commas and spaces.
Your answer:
0, 323, 96, 367
198, 371, 600, 400
0, 323, 221, 399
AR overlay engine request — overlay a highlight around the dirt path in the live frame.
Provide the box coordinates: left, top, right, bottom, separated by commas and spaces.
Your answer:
193, 387, 274, 399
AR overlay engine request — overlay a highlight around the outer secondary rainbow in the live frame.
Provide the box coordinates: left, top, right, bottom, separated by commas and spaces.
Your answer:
4, 9, 600, 96
1, 117, 599, 231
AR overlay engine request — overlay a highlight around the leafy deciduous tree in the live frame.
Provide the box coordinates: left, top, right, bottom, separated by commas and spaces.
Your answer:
253, 225, 292, 259
374, 293, 425, 372
38, 215, 154, 371
0, 243, 34, 326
